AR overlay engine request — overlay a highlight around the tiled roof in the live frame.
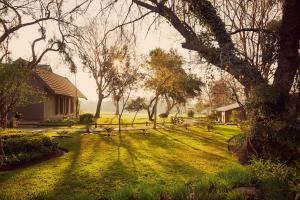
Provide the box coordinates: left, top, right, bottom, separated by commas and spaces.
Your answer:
35, 68, 87, 99
215, 103, 241, 112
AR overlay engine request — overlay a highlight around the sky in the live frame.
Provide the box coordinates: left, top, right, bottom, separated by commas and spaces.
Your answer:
8, 2, 212, 103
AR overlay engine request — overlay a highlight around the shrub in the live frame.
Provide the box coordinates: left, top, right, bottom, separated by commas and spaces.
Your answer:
159, 113, 168, 119
170, 116, 184, 125
250, 159, 297, 200
4, 136, 57, 154
79, 113, 95, 124
187, 110, 194, 118
207, 113, 218, 121
103, 127, 114, 136
1, 135, 58, 167
79, 113, 95, 133
46, 118, 79, 124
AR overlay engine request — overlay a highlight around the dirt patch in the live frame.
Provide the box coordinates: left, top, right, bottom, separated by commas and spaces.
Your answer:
228, 136, 238, 154
227, 136, 250, 165
0, 147, 68, 171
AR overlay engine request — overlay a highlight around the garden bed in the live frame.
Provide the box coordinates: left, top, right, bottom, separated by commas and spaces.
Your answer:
0, 147, 67, 171
0, 133, 67, 171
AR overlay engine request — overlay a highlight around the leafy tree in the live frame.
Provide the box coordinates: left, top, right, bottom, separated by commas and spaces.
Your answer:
210, 79, 235, 108
0, 62, 45, 162
100, 0, 300, 161
126, 97, 147, 126
145, 48, 203, 129
0, 62, 45, 128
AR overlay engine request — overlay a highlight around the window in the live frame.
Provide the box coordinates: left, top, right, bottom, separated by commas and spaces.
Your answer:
71, 98, 74, 113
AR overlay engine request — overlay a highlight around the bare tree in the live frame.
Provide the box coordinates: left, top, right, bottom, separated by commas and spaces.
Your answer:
74, 20, 131, 118
110, 56, 141, 133
0, 0, 94, 66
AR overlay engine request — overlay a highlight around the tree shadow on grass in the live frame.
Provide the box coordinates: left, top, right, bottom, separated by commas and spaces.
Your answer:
29, 132, 84, 200
166, 128, 229, 151
125, 130, 187, 150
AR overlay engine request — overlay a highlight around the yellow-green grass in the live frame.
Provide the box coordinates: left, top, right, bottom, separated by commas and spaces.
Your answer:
0, 125, 242, 200
96, 113, 172, 128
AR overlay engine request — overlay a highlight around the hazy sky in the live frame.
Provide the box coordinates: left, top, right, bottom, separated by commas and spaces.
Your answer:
8, 3, 211, 102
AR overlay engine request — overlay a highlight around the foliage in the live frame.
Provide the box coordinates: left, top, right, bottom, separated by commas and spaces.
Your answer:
158, 113, 168, 119
1, 134, 58, 167
194, 100, 209, 113
187, 110, 195, 118
207, 113, 218, 121
102, 0, 300, 162
170, 116, 184, 125
250, 159, 297, 200
0, 62, 45, 127
79, 113, 95, 133
145, 48, 203, 118
103, 127, 114, 136
125, 97, 147, 113
209, 79, 235, 108
79, 114, 95, 124
105, 167, 252, 200
46, 118, 79, 124
230, 110, 242, 123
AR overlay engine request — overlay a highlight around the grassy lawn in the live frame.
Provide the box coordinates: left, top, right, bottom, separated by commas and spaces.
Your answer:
0, 125, 242, 200
96, 113, 172, 127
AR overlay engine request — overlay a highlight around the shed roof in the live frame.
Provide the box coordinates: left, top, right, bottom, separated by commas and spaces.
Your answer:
215, 102, 241, 112
35, 68, 87, 99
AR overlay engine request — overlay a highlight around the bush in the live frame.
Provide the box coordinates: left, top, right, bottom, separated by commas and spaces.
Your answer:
1, 135, 58, 167
250, 159, 297, 200
103, 127, 114, 136
170, 116, 184, 125
159, 113, 168, 119
4, 135, 57, 154
187, 110, 194, 118
79, 113, 95, 124
46, 118, 79, 124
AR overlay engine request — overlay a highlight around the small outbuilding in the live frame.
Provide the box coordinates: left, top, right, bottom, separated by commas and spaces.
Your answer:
215, 102, 245, 123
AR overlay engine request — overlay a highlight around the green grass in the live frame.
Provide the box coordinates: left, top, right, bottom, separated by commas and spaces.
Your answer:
0, 125, 242, 200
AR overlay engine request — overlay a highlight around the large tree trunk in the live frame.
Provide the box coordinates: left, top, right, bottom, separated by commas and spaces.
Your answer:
246, 0, 300, 162
133, 0, 300, 162
0, 112, 7, 164
153, 99, 158, 129
147, 96, 159, 121
0, 112, 8, 129
118, 114, 121, 133
131, 111, 139, 127
95, 93, 103, 118
0, 138, 4, 165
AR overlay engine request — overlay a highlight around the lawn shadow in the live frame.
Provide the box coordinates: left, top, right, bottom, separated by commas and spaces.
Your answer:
31, 132, 84, 199
167, 128, 228, 151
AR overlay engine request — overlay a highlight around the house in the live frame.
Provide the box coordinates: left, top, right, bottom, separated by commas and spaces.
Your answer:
215, 102, 245, 123
13, 61, 87, 122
